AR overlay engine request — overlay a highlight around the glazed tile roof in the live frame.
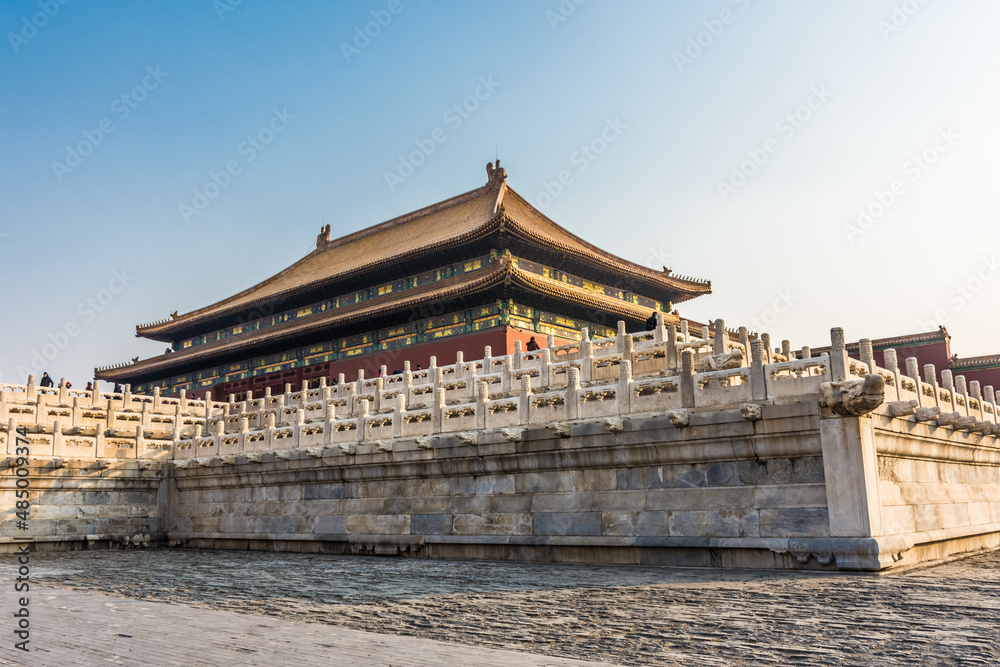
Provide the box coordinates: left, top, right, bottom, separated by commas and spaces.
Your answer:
136, 166, 710, 340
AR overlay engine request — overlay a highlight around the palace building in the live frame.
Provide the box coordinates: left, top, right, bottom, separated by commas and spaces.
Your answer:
95, 162, 711, 397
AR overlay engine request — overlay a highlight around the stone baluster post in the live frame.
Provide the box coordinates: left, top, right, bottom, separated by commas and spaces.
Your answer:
0, 391, 7, 427
476, 381, 488, 430
701, 325, 710, 342
7, 417, 19, 455
905, 357, 923, 406
519, 374, 533, 425
761, 334, 773, 365
239, 414, 250, 451
153, 387, 162, 413
131, 424, 144, 460
681, 349, 696, 408
26, 375, 36, 399
373, 377, 384, 412
883, 349, 902, 396
618, 359, 633, 415
782, 340, 793, 362
264, 413, 275, 449
623, 327, 634, 364
738, 327, 750, 365
513, 341, 522, 369
666, 325, 678, 371
355, 370, 365, 399
52, 419, 64, 457
466, 359, 479, 400
970, 380, 983, 403
941, 369, 957, 413
540, 347, 552, 388
859, 339, 874, 373
58, 379, 68, 405
431, 389, 445, 434
654, 312, 667, 345
580, 328, 593, 383
829, 328, 848, 382
801, 346, 812, 359
91, 379, 102, 408
984, 386, 998, 424
501, 356, 513, 394
294, 408, 305, 447
71, 396, 81, 429
679, 320, 688, 343
178, 388, 187, 414
547, 333, 555, 349
455, 351, 464, 379
714, 319, 728, 355
385, 393, 402, 439
956, 375, 969, 416
566, 367, 581, 421
750, 339, 767, 401
924, 364, 940, 407
617, 321, 627, 353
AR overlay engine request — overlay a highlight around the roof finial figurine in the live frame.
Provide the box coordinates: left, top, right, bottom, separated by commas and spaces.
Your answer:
170, 310, 179, 319
317, 223, 331, 249
486, 160, 506, 184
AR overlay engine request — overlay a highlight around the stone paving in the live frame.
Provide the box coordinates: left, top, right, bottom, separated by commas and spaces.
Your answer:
1, 548, 998, 665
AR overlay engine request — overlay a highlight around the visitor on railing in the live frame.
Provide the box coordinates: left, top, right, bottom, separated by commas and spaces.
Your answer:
40, 372, 54, 387
644, 313, 657, 331
86, 382, 93, 391
526, 337, 540, 351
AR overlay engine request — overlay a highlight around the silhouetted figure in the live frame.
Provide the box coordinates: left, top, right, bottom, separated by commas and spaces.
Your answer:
114, 383, 122, 393
645, 313, 658, 331
39, 373, 53, 387
526, 337, 540, 351
86, 382, 93, 391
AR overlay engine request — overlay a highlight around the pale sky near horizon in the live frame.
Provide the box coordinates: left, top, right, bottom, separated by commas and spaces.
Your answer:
1, 0, 998, 387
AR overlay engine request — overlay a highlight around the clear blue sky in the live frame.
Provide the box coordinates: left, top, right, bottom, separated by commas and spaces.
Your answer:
2, 0, 998, 387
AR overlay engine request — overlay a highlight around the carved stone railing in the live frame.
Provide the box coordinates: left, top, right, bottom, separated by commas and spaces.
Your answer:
3, 322, 999, 462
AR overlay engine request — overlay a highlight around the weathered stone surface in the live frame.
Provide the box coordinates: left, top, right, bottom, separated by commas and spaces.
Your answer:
533, 512, 602, 536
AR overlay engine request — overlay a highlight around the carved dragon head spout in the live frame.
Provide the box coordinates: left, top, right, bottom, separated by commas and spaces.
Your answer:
820, 374, 886, 417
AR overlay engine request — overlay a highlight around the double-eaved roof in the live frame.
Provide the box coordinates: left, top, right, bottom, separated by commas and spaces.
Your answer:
99, 163, 710, 382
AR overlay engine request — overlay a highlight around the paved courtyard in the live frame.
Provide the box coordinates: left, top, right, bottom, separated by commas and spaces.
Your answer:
1, 547, 998, 665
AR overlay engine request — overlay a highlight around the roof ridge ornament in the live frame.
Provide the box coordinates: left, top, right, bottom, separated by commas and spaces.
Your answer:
486, 160, 506, 185
316, 223, 331, 250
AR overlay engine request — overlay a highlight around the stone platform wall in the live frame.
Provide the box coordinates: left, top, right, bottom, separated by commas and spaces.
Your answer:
167, 402, 831, 568
0, 459, 167, 553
